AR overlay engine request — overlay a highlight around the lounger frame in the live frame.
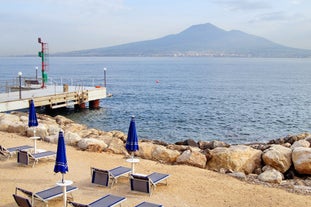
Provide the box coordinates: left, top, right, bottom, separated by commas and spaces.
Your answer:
69, 194, 126, 207
130, 172, 169, 196
0, 145, 33, 159
91, 166, 131, 188
16, 186, 78, 207
17, 150, 56, 167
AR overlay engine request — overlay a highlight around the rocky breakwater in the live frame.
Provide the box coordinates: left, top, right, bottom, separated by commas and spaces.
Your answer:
1, 112, 311, 194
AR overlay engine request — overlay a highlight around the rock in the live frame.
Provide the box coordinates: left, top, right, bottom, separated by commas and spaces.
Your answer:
54, 115, 74, 126
228, 172, 247, 181
110, 130, 127, 142
152, 145, 180, 163
206, 145, 262, 174
292, 147, 311, 174
105, 138, 127, 154
291, 139, 310, 149
262, 144, 292, 173
64, 131, 82, 145
175, 139, 198, 147
176, 150, 207, 168
136, 142, 155, 160
258, 168, 284, 184
77, 138, 107, 152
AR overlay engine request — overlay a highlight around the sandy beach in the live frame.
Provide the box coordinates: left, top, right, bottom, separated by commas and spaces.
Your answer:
1, 131, 311, 207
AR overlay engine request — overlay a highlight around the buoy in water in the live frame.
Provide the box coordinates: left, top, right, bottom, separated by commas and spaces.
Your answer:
155, 80, 160, 83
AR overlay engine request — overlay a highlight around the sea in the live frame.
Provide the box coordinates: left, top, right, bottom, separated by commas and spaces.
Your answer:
1, 56, 311, 144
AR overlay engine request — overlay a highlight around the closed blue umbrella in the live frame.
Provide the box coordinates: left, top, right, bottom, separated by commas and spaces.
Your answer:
28, 99, 38, 136
125, 116, 139, 173
126, 116, 139, 155
54, 130, 68, 183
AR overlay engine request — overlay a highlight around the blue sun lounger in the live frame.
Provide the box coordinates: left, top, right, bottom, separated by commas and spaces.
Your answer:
15, 185, 78, 207
135, 201, 163, 207
130, 172, 170, 196
0, 145, 33, 159
17, 150, 56, 167
69, 194, 126, 207
91, 166, 131, 187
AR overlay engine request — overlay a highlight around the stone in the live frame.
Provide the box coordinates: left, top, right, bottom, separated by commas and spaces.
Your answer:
152, 145, 180, 163
291, 139, 310, 149
64, 131, 82, 145
292, 147, 311, 174
77, 138, 107, 152
262, 144, 292, 173
258, 168, 284, 184
106, 138, 127, 154
136, 142, 155, 160
176, 150, 207, 168
206, 145, 262, 174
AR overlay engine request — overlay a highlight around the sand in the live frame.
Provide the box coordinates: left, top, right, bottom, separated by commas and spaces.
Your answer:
1, 131, 311, 207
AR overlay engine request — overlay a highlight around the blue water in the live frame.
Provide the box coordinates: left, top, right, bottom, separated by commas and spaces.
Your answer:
2, 56, 311, 144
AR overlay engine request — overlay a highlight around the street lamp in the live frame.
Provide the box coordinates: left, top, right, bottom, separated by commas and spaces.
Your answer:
104, 67, 107, 87
18, 72, 22, 99
35, 66, 38, 80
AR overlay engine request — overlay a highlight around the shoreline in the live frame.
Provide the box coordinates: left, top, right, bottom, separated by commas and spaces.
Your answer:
1, 131, 311, 207
1, 112, 311, 206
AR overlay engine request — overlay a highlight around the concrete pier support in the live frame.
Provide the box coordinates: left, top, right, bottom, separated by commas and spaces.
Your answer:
89, 99, 100, 109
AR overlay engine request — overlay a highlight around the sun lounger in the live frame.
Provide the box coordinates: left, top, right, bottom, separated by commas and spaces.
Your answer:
0, 145, 32, 159
130, 172, 170, 195
12, 194, 33, 207
69, 194, 126, 207
15, 185, 78, 207
91, 166, 131, 187
17, 150, 56, 167
135, 201, 163, 207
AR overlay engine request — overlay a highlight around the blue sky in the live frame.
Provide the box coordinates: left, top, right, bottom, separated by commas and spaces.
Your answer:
1, 0, 311, 56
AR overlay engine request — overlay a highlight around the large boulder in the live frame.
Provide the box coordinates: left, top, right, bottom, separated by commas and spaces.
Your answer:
136, 142, 155, 160
105, 138, 127, 154
262, 144, 292, 173
206, 145, 262, 174
77, 138, 107, 152
152, 145, 180, 163
292, 147, 311, 174
176, 150, 207, 168
258, 166, 284, 184
291, 139, 310, 149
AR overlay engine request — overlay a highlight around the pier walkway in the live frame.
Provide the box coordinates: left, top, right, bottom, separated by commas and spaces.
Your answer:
0, 85, 106, 112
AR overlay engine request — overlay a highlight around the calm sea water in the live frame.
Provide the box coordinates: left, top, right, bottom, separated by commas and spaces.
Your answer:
1, 56, 311, 144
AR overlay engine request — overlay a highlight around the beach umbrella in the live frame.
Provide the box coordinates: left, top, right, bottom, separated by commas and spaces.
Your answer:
54, 129, 69, 207
54, 129, 68, 181
126, 116, 139, 173
28, 99, 38, 136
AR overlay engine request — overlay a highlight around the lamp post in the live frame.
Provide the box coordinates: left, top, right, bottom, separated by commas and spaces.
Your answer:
35, 66, 38, 80
104, 67, 107, 87
18, 72, 22, 99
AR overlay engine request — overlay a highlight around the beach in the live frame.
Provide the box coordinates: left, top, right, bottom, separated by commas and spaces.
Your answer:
1, 131, 311, 207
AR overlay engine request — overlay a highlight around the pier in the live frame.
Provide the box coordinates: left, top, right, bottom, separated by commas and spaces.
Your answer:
0, 85, 106, 112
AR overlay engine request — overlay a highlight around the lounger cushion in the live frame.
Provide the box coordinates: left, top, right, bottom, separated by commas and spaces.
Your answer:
135, 201, 163, 207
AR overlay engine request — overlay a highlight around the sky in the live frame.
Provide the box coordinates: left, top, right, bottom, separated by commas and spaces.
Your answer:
1, 0, 311, 56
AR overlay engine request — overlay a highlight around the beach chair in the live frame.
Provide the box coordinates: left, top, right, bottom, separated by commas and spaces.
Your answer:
135, 201, 163, 207
130, 172, 170, 196
0, 145, 32, 159
91, 166, 131, 187
12, 194, 33, 207
68, 194, 126, 207
17, 150, 56, 167
15, 185, 78, 207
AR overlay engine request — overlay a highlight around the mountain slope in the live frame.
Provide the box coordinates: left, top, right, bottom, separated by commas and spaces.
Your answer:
58, 23, 311, 57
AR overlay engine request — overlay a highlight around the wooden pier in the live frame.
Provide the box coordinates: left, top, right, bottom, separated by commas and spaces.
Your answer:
0, 85, 106, 112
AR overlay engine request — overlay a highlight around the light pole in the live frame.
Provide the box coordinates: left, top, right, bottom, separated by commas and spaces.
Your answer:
18, 72, 22, 99
35, 66, 38, 80
104, 67, 107, 87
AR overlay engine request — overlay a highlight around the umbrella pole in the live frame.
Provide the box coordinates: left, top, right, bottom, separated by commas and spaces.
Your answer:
131, 152, 135, 174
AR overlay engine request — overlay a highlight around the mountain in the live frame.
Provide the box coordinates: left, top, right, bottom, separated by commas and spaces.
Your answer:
58, 23, 311, 58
